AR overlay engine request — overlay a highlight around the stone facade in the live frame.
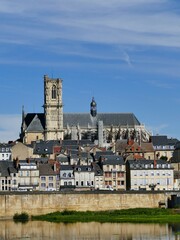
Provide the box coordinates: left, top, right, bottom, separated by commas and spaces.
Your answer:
43, 75, 63, 141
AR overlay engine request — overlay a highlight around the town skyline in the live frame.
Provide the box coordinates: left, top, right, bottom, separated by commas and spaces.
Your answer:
0, 0, 180, 142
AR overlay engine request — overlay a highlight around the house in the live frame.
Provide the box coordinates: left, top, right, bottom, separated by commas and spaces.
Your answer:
0, 143, 12, 161
0, 161, 18, 191
39, 163, 57, 191
92, 162, 104, 190
59, 165, 75, 190
126, 159, 174, 191
151, 135, 178, 161
100, 155, 126, 191
11, 142, 33, 160
18, 160, 39, 191
74, 165, 95, 190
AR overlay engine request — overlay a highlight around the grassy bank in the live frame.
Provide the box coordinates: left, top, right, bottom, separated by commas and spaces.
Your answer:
32, 208, 180, 223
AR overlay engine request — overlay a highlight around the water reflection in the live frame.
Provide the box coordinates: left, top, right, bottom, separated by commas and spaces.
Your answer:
0, 220, 179, 240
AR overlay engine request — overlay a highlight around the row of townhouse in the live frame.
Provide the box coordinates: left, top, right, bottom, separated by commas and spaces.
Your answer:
0, 156, 176, 192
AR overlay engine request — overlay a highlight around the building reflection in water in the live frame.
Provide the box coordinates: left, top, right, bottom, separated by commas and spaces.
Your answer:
0, 220, 178, 240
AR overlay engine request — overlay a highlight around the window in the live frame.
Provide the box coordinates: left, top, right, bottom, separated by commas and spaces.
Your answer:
49, 183, 53, 188
64, 182, 67, 186
13, 180, 16, 185
68, 182, 72, 185
91, 181, 93, 186
52, 85, 57, 99
49, 176, 53, 181
76, 181, 78, 186
63, 173, 66, 177
41, 183, 46, 187
68, 173, 71, 177
81, 181, 83, 186
41, 176, 46, 181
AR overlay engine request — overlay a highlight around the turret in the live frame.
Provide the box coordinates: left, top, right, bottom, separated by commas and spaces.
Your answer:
90, 97, 97, 117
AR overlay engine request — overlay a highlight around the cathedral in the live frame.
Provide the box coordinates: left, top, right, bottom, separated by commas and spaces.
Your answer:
20, 75, 151, 145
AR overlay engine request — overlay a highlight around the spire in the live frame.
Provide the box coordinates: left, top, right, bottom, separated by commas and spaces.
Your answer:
90, 97, 97, 117
22, 105, 25, 123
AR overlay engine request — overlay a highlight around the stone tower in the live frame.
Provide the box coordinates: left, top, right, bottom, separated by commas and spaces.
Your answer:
43, 75, 63, 141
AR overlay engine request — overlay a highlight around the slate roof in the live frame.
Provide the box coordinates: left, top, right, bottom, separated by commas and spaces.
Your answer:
92, 163, 103, 176
127, 159, 173, 169
102, 155, 125, 165
64, 113, 141, 127
60, 165, 74, 171
73, 165, 94, 172
0, 161, 17, 177
24, 113, 45, 131
24, 112, 141, 132
39, 164, 57, 176
151, 135, 178, 146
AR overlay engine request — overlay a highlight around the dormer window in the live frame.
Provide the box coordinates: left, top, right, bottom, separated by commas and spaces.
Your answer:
52, 85, 57, 99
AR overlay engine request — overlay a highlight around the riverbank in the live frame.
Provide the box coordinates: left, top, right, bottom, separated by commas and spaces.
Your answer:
31, 208, 180, 223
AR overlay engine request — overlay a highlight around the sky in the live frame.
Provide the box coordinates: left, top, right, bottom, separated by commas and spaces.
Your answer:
0, 0, 180, 142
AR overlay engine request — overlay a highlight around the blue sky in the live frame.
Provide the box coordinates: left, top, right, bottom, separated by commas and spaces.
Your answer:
0, 0, 180, 142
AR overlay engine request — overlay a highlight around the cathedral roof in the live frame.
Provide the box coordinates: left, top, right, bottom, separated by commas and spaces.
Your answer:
64, 113, 141, 127
23, 112, 141, 132
24, 113, 45, 132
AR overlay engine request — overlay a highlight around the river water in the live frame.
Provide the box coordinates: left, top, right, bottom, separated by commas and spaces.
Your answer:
0, 220, 180, 240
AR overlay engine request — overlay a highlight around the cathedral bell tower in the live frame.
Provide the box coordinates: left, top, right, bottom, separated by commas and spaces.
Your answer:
43, 75, 63, 141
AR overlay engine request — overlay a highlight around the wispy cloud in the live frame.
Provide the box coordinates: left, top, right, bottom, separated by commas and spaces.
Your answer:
0, 0, 180, 48
146, 80, 176, 89
148, 123, 169, 136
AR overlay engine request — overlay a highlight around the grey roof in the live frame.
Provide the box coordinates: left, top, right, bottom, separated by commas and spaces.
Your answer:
64, 113, 141, 127
33, 140, 60, 155
151, 135, 178, 146
94, 151, 114, 160
127, 159, 173, 169
39, 164, 57, 176
0, 161, 17, 177
24, 113, 45, 131
60, 165, 74, 171
102, 155, 125, 165
24, 112, 141, 133
74, 165, 94, 172
92, 163, 103, 176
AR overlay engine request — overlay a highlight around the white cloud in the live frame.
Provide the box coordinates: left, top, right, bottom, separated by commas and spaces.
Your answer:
0, 115, 21, 143
0, 0, 180, 48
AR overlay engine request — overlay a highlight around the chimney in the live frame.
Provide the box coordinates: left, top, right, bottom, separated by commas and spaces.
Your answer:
154, 159, 157, 168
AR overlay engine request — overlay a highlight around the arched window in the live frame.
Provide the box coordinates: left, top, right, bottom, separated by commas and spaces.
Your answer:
52, 85, 57, 99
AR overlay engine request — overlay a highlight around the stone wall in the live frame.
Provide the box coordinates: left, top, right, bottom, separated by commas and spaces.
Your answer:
0, 192, 167, 218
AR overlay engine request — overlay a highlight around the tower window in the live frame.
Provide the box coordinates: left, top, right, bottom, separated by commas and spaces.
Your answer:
52, 85, 57, 99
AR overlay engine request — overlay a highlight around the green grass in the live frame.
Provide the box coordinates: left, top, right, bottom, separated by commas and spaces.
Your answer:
31, 208, 180, 223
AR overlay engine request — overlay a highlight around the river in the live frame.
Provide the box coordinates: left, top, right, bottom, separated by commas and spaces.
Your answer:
0, 220, 180, 239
